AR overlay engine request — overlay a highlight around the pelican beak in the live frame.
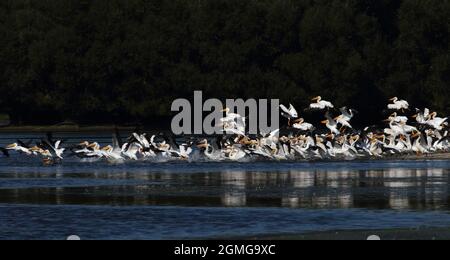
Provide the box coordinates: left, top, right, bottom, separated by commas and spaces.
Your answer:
293, 118, 303, 123
88, 143, 97, 148
411, 114, 417, 118
333, 116, 339, 121
383, 119, 391, 122
321, 120, 328, 124
6, 144, 16, 149
29, 146, 39, 152
196, 143, 207, 149
311, 96, 319, 101
389, 97, 396, 101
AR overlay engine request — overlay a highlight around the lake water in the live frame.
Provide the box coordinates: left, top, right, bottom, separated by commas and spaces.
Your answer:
1, 133, 450, 240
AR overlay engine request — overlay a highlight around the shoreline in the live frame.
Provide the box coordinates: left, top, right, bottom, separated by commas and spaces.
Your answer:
244, 227, 450, 240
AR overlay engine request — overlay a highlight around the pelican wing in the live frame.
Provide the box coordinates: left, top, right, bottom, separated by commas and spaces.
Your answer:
280, 104, 291, 115
288, 104, 298, 117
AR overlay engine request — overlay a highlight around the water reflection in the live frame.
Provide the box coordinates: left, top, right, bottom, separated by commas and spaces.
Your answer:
0, 167, 449, 210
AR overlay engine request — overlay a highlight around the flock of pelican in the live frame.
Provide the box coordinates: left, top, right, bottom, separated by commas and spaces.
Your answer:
1, 96, 449, 165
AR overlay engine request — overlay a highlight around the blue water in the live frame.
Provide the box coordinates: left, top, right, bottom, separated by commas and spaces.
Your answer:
0, 133, 450, 240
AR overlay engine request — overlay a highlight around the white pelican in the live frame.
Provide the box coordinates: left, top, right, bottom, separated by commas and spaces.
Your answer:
222, 121, 246, 136
166, 144, 193, 160
121, 142, 142, 160
387, 97, 409, 111
411, 131, 428, 154
412, 108, 430, 124
334, 114, 352, 130
221, 108, 246, 135
426, 112, 447, 130
44, 140, 65, 159
389, 112, 408, 124
6, 143, 32, 155
292, 118, 314, 131
225, 145, 247, 161
310, 96, 334, 110
339, 107, 356, 121
280, 103, 298, 125
100, 145, 125, 161
197, 139, 223, 161
321, 113, 340, 135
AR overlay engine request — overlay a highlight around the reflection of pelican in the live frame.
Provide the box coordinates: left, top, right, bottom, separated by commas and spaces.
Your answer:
221, 172, 247, 207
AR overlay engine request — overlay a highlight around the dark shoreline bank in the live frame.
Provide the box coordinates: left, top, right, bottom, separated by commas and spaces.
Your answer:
244, 227, 450, 240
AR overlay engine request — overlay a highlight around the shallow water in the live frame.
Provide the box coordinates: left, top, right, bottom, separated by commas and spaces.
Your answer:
1, 133, 450, 240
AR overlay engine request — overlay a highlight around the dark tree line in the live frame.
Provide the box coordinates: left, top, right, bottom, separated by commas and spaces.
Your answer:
0, 0, 448, 126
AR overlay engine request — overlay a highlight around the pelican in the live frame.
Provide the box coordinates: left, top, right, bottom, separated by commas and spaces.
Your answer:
389, 112, 408, 124
321, 119, 340, 135
321, 113, 340, 135
411, 131, 428, 154
387, 97, 409, 111
221, 108, 246, 135
100, 145, 125, 161
292, 118, 314, 131
426, 112, 447, 130
334, 114, 352, 130
339, 107, 356, 121
225, 145, 247, 161
412, 108, 430, 124
197, 139, 223, 161
310, 96, 334, 110
42, 140, 65, 159
280, 103, 298, 125
121, 142, 142, 160
5, 143, 32, 155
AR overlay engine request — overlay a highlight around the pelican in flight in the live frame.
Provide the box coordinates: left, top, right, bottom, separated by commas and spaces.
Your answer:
292, 118, 314, 131
321, 112, 340, 135
280, 103, 298, 125
310, 96, 334, 110
42, 140, 65, 159
412, 108, 430, 124
388, 97, 409, 111
334, 107, 356, 131
221, 107, 246, 135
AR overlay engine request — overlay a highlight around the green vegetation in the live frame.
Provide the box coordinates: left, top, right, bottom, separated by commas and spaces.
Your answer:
0, 0, 448, 126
